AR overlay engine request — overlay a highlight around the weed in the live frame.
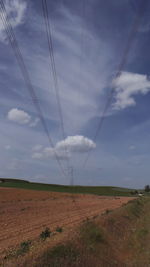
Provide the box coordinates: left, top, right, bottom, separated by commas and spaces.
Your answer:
40, 227, 51, 240
20, 208, 26, 211
4, 240, 32, 259
16, 240, 31, 255
80, 221, 105, 251
56, 226, 63, 233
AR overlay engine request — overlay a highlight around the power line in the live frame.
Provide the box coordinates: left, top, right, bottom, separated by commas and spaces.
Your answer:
41, 0, 72, 181
0, 0, 68, 178
41, 0, 66, 140
82, 0, 148, 168
41, 0, 83, 205
78, 0, 86, 108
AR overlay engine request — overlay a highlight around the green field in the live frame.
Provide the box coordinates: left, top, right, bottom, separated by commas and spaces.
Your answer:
0, 178, 135, 196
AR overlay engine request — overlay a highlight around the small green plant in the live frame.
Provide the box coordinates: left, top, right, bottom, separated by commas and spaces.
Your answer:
17, 240, 31, 255
3, 240, 32, 259
56, 226, 63, 233
40, 227, 51, 240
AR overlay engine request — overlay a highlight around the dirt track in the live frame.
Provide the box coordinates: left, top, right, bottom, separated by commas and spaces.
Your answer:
0, 188, 132, 259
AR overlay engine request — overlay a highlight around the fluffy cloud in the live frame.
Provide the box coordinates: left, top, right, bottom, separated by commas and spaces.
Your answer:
8, 108, 31, 124
44, 147, 70, 160
7, 108, 39, 127
0, 0, 27, 41
56, 135, 96, 153
113, 72, 150, 110
32, 136, 96, 160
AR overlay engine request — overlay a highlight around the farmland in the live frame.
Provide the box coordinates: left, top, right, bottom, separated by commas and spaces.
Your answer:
0, 178, 134, 196
0, 186, 132, 264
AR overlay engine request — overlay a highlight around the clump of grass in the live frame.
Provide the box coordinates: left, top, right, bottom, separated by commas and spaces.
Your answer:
16, 240, 31, 255
80, 221, 105, 251
56, 226, 63, 233
4, 240, 32, 260
129, 199, 144, 217
35, 243, 79, 267
50, 244, 79, 260
40, 227, 51, 240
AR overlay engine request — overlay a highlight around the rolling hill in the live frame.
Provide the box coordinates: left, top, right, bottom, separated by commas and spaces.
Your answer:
0, 178, 135, 196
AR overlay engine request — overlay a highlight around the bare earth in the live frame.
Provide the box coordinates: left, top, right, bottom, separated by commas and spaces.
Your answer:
0, 188, 132, 259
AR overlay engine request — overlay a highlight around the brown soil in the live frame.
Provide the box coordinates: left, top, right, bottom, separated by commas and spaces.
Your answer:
0, 187, 132, 260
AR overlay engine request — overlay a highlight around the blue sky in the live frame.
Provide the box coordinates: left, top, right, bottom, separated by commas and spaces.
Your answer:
0, 0, 150, 188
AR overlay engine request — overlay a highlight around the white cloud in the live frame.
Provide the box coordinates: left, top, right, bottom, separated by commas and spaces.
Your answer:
0, 0, 27, 41
7, 108, 39, 127
56, 135, 96, 153
43, 147, 70, 160
113, 72, 150, 110
7, 108, 31, 124
31, 136, 96, 160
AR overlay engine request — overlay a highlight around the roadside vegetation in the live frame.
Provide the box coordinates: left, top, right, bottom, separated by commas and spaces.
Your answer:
34, 197, 150, 267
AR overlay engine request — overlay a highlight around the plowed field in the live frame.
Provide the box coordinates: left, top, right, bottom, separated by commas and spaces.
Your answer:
0, 188, 132, 259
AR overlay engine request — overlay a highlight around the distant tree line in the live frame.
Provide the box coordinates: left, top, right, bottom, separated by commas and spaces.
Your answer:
130, 185, 150, 195
144, 185, 150, 192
